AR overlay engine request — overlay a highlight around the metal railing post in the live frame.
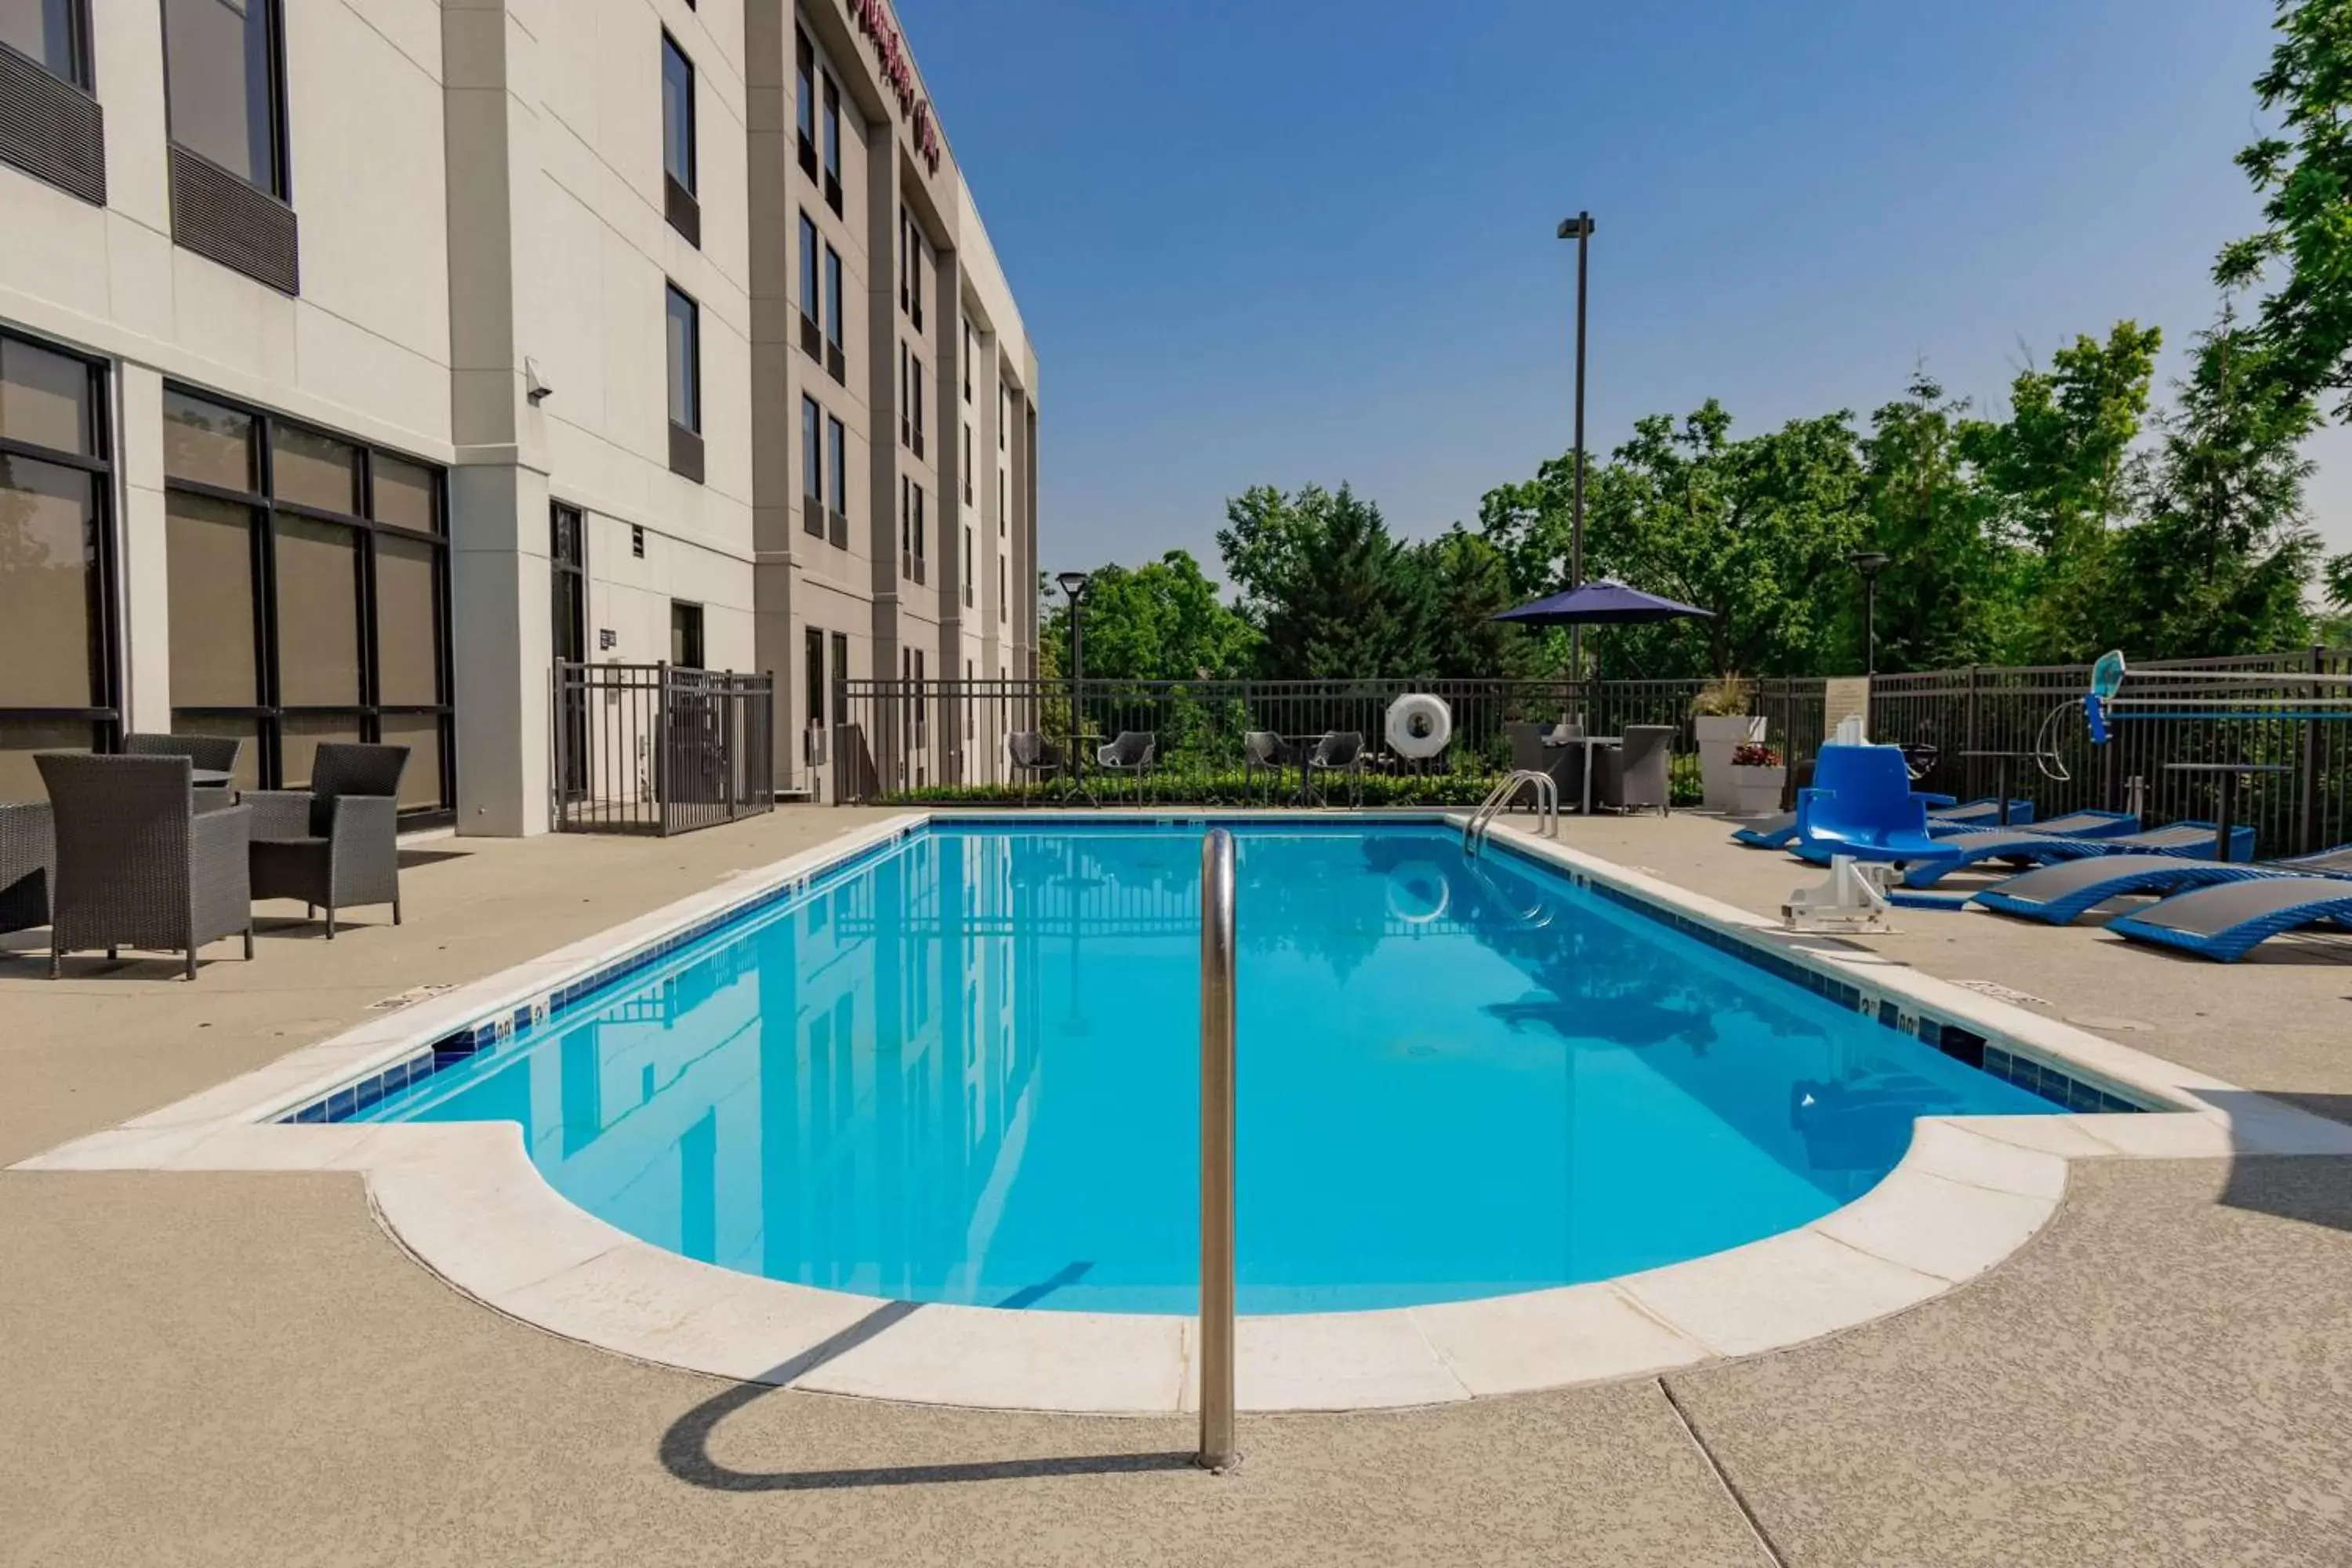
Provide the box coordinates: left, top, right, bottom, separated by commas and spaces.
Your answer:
1196, 827, 1238, 1473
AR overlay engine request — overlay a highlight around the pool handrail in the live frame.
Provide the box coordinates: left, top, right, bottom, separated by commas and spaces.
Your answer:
1465, 770, 1559, 855
1197, 828, 1238, 1472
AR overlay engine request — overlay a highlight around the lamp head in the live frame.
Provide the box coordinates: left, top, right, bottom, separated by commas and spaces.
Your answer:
1849, 550, 1891, 577
1055, 569, 1091, 600
1556, 214, 1595, 240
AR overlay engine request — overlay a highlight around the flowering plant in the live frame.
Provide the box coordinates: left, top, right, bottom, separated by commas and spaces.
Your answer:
1730, 742, 1782, 768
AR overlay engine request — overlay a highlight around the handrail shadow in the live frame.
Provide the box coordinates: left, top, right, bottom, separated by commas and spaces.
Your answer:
657, 1298, 1196, 1493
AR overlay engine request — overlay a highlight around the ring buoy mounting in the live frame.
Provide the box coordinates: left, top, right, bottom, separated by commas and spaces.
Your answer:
1385, 693, 1453, 760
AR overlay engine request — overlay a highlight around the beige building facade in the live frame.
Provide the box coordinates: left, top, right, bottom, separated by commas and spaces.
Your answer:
0, 0, 1036, 831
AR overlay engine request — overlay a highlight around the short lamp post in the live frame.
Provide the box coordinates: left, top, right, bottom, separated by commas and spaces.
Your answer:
1849, 551, 1890, 677
1056, 569, 1091, 782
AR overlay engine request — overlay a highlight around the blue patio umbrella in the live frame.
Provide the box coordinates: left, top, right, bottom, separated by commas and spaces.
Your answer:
1490, 579, 1714, 627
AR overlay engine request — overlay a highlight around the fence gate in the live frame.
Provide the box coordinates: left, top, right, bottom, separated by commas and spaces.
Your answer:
552, 662, 775, 836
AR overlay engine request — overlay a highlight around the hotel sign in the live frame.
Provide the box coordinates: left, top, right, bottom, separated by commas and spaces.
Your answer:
846, 0, 943, 175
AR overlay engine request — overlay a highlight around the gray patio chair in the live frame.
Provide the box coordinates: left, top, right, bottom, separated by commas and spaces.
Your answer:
0, 800, 55, 936
34, 753, 253, 980
1507, 720, 1587, 810
1307, 731, 1365, 808
1594, 724, 1673, 816
123, 732, 245, 813
1007, 730, 1072, 804
1243, 731, 1297, 804
245, 742, 408, 937
1096, 731, 1156, 804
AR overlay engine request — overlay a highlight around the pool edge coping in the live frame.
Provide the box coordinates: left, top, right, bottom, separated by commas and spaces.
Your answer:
14, 808, 2352, 1415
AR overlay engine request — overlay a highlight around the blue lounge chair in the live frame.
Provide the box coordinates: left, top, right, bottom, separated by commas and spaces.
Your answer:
2107, 875, 2352, 961
1926, 797, 2034, 830
1790, 746, 1958, 869
1926, 807, 2135, 841
1892, 820, 2249, 888
1970, 855, 2283, 925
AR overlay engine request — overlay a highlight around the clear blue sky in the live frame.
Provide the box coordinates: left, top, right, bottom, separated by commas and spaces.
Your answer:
898, 0, 2352, 584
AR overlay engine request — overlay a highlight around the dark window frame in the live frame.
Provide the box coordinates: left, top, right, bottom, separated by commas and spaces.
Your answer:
793, 29, 817, 179
800, 394, 822, 536
820, 71, 843, 214
797, 211, 821, 359
1, 0, 93, 89
665, 281, 704, 481
828, 631, 848, 725
550, 502, 589, 801
0, 327, 120, 758
825, 413, 847, 545
158, 380, 454, 821
660, 30, 700, 245
668, 599, 705, 670
159, 0, 291, 201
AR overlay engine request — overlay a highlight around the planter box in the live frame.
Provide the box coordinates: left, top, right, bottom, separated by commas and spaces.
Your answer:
1696, 713, 1767, 811
1730, 765, 1787, 818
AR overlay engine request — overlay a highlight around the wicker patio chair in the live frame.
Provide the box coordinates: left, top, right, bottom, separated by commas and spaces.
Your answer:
1307, 731, 1366, 808
123, 732, 246, 813
245, 742, 409, 938
1594, 724, 1674, 817
0, 800, 55, 937
34, 753, 253, 980
1095, 731, 1156, 805
1243, 731, 1295, 804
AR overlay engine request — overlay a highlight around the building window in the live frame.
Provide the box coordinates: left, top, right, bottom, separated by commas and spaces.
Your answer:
963, 525, 973, 608
803, 626, 824, 757
962, 319, 973, 404
823, 245, 844, 382
163, 0, 285, 195
793, 30, 816, 179
666, 283, 702, 481
821, 73, 843, 214
660, 31, 699, 244
826, 415, 847, 540
998, 469, 1007, 537
800, 396, 822, 535
898, 341, 910, 448
2, 0, 90, 85
897, 207, 909, 314
999, 387, 1007, 451
0, 0, 103, 203
670, 601, 704, 669
913, 482, 925, 565
911, 357, 925, 458
797, 212, 821, 359
159, 384, 451, 814
829, 632, 848, 724
963, 423, 973, 504
0, 330, 115, 799
999, 556, 1007, 622
898, 474, 909, 569
909, 229, 924, 332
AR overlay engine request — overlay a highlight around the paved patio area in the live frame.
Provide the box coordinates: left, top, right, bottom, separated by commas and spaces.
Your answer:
2, 808, 2347, 1566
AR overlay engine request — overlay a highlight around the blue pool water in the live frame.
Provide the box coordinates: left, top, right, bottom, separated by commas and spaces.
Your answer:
358, 822, 2057, 1314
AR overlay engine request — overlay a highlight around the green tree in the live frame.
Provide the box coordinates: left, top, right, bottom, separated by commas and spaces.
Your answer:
1216, 484, 1438, 678
2093, 316, 2321, 657
1040, 550, 1257, 681
1964, 323, 2163, 659
1858, 375, 2015, 670
2216, 0, 2352, 418
1417, 526, 1536, 680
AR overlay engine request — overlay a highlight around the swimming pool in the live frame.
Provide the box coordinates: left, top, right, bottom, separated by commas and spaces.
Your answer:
353, 820, 2063, 1315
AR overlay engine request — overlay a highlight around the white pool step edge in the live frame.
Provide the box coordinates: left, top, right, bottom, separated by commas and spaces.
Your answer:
16, 810, 2352, 1414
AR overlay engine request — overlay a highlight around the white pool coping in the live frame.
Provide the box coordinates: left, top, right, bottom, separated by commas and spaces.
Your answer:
17, 809, 2352, 1414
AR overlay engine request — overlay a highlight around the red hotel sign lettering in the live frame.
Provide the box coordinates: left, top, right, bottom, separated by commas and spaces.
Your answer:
848, 0, 943, 174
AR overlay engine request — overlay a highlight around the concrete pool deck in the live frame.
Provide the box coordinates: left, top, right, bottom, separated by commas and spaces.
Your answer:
2, 808, 2350, 1564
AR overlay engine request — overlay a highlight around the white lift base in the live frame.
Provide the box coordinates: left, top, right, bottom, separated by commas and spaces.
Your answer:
1784, 855, 1900, 934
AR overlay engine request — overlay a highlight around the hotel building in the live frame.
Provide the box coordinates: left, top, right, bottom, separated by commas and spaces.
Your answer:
0, 0, 1039, 831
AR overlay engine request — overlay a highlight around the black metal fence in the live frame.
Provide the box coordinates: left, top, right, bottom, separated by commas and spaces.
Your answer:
827, 677, 1715, 804
825, 652, 2352, 858
1870, 649, 2352, 861
553, 662, 775, 836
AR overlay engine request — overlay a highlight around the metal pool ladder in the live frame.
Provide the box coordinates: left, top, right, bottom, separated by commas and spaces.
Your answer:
1465, 769, 1559, 855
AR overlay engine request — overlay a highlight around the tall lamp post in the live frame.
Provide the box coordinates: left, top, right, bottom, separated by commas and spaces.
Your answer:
1055, 570, 1091, 784
1849, 551, 1890, 677
1557, 211, 1595, 680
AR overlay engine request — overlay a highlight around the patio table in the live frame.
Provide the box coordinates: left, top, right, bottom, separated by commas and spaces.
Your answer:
1546, 735, 1621, 815
2162, 760, 2290, 862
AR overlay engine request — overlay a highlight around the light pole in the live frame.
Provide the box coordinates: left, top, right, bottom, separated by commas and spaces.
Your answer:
1849, 551, 1890, 676
1557, 212, 1595, 679
1055, 570, 1091, 785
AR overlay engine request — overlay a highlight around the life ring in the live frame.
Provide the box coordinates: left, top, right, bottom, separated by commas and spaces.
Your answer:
1385, 860, 1451, 925
1385, 693, 1452, 760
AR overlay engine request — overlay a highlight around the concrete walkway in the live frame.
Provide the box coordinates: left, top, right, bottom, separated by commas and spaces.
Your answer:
2, 808, 2347, 1566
